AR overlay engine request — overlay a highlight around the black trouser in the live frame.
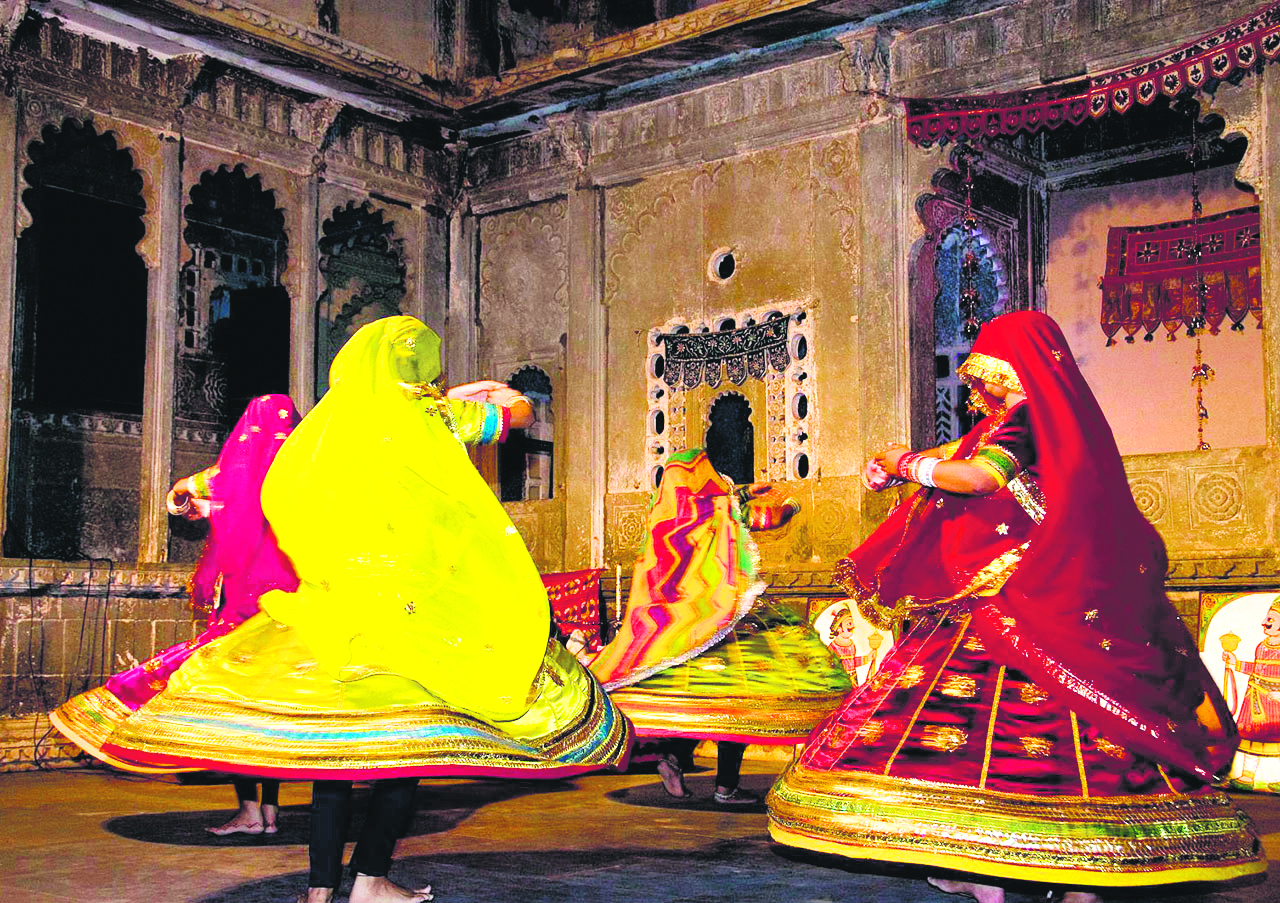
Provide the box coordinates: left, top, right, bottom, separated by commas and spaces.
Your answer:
715, 740, 746, 790
308, 778, 420, 889
232, 778, 280, 808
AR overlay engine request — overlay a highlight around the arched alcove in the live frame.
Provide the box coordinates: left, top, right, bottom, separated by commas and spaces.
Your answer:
706, 392, 755, 486
178, 164, 290, 428
500, 365, 554, 502
315, 200, 406, 398
5, 118, 148, 560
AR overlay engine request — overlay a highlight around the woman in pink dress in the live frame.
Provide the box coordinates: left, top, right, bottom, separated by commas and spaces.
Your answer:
52, 394, 300, 834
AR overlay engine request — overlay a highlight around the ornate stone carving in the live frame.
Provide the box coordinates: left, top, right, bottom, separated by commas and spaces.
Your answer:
1202, 78, 1264, 193
1190, 467, 1246, 527
1126, 472, 1169, 524
478, 199, 569, 323
605, 493, 650, 566
836, 28, 891, 95
0, 0, 28, 50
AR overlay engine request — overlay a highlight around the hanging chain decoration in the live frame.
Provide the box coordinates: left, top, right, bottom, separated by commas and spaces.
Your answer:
1187, 114, 1215, 450
958, 143, 984, 340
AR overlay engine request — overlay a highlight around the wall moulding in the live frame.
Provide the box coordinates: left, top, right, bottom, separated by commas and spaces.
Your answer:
465, 51, 898, 206
1122, 445, 1275, 557
0, 560, 191, 595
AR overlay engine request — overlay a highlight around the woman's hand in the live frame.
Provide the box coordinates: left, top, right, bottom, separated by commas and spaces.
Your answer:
861, 459, 893, 492
166, 478, 207, 520
446, 380, 507, 402
1223, 651, 1239, 670
873, 443, 911, 477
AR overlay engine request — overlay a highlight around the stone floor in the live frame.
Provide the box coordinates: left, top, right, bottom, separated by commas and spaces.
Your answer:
1, 759, 1277, 903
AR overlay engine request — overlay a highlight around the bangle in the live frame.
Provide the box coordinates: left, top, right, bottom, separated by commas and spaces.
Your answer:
167, 492, 192, 516
505, 394, 531, 409
894, 452, 920, 482
915, 456, 939, 489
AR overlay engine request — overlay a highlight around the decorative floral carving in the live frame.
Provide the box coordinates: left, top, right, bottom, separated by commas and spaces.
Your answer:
1191, 470, 1246, 525
1127, 475, 1169, 524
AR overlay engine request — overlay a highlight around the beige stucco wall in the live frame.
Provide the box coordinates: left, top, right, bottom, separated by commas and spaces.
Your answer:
1047, 165, 1265, 455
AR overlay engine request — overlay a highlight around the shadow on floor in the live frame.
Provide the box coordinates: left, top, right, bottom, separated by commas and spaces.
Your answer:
105, 778, 579, 847
193, 835, 1267, 903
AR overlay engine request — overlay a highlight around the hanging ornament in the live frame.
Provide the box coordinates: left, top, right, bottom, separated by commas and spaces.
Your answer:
958, 143, 984, 341
1187, 113, 1212, 449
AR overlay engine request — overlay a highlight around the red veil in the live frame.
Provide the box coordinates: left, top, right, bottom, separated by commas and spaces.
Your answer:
961, 312, 1235, 782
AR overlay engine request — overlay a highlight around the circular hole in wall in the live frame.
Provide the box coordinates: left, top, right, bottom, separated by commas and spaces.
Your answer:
790, 334, 808, 361
707, 248, 737, 283
793, 453, 810, 480
651, 465, 665, 488
650, 409, 665, 435
649, 354, 665, 379
792, 393, 808, 420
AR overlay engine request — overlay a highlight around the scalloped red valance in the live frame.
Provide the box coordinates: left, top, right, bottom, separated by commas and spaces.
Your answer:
906, 2, 1280, 146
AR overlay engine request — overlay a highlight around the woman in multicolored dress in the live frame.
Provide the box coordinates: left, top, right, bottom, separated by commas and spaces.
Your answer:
767, 311, 1263, 901
52, 393, 301, 835
590, 448, 851, 804
53, 317, 631, 903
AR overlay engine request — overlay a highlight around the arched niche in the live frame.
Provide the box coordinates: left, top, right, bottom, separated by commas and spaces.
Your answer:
177, 163, 290, 430
5, 116, 148, 560
705, 391, 755, 486
499, 364, 554, 502
314, 199, 407, 399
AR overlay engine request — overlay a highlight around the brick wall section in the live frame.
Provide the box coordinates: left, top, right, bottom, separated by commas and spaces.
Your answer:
0, 562, 196, 771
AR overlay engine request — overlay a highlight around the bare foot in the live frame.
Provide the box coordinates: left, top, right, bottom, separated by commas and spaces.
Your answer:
927, 877, 1005, 903
262, 803, 279, 835
206, 800, 265, 835
656, 754, 693, 799
349, 874, 432, 903
1062, 894, 1101, 903
298, 888, 334, 903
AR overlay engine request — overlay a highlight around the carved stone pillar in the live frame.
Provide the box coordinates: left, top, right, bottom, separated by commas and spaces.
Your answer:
563, 186, 606, 569
446, 205, 479, 384
293, 173, 319, 414
0, 86, 17, 546
1258, 67, 1280, 450
138, 138, 183, 563
852, 110, 911, 539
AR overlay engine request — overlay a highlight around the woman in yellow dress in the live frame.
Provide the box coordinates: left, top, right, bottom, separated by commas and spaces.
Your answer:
60, 316, 631, 903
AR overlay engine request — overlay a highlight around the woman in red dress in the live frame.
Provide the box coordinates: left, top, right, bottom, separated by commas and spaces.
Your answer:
767, 311, 1263, 901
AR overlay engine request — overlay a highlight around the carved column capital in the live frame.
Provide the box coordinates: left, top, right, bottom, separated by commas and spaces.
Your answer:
835, 26, 893, 96
547, 108, 593, 182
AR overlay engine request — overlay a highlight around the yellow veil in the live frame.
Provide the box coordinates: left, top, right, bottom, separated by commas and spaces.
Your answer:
259, 316, 548, 722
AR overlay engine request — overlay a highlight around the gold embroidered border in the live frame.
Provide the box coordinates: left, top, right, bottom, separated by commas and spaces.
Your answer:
979, 665, 1006, 790
767, 766, 1265, 886
958, 352, 1025, 396
1070, 712, 1088, 799
1007, 475, 1046, 524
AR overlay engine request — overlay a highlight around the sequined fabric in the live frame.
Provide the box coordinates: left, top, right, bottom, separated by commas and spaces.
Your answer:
767, 606, 1265, 884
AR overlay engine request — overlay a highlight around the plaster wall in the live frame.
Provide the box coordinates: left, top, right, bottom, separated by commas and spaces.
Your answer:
1046, 166, 1264, 455
476, 199, 571, 573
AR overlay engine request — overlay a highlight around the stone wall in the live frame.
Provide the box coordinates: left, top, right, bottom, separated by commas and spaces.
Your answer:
0, 562, 193, 771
